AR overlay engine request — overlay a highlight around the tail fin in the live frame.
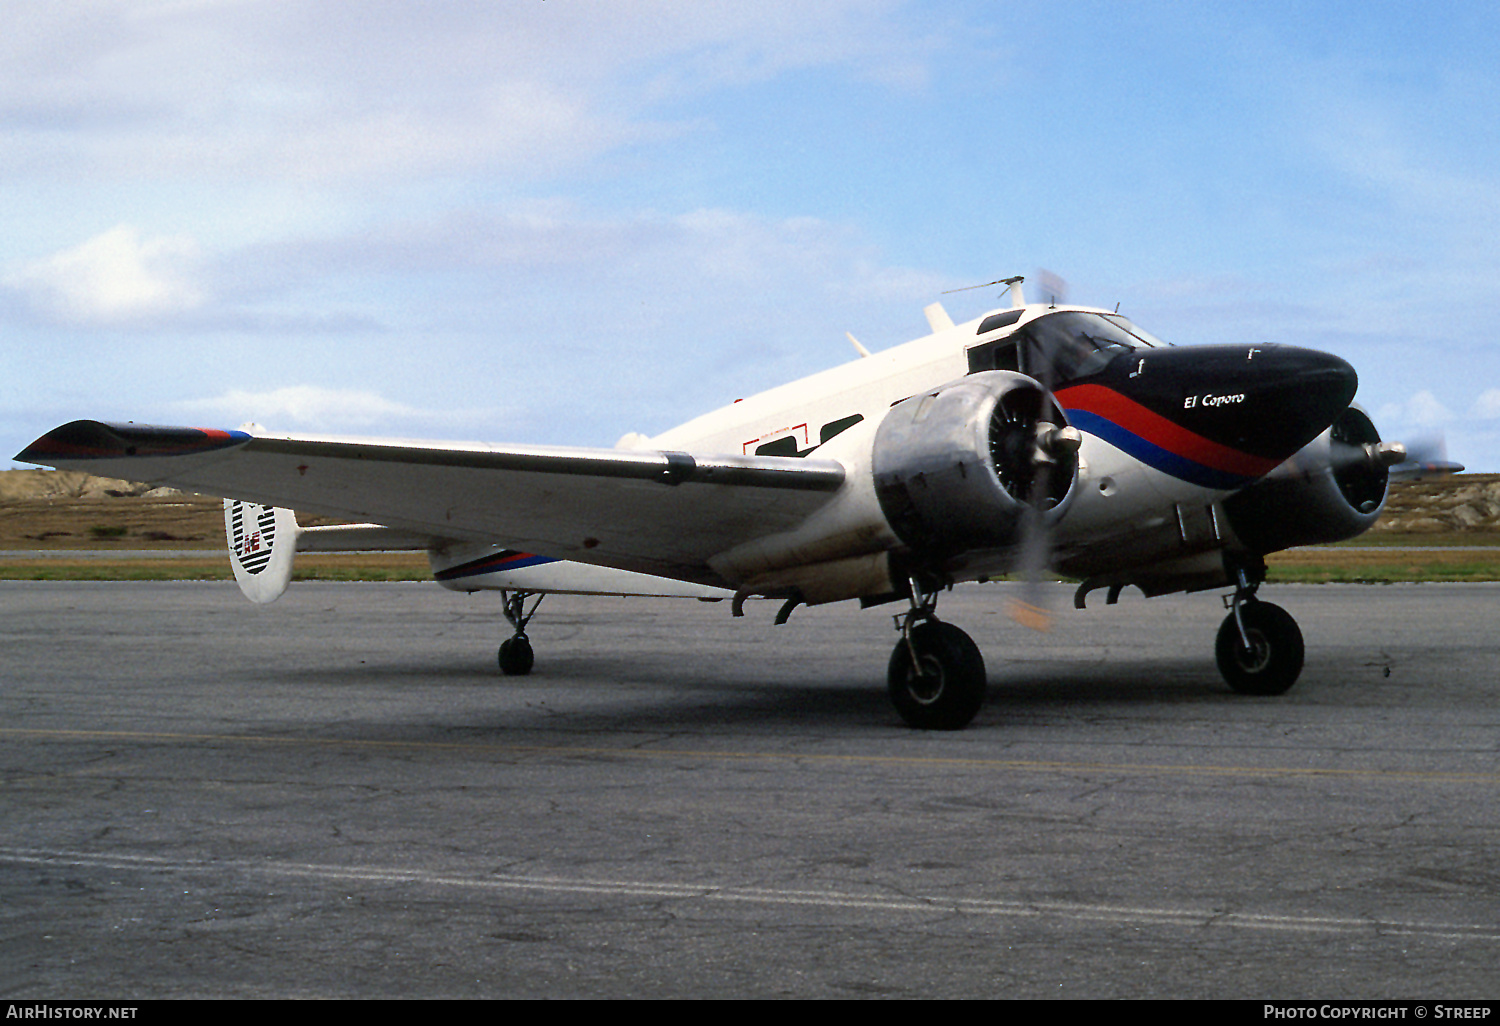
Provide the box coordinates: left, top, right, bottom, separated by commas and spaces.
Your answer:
223, 499, 299, 603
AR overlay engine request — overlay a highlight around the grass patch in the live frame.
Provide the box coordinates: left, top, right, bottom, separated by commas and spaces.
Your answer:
1265, 547, 1500, 583
1329, 530, 1500, 548
4, 546, 1499, 585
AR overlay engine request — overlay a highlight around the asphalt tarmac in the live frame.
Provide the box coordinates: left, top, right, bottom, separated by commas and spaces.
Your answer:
2, 580, 1498, 999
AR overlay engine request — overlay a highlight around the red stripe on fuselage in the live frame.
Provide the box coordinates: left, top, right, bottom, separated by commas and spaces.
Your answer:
1055, 384, 1281, 478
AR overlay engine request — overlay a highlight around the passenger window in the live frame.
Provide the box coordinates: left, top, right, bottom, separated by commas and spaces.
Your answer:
756, 414, 866, 457
819, 414, 864, 444
755, 436, 802, 457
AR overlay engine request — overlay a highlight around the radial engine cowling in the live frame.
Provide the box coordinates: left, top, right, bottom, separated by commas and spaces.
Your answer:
1221, 406, 1392, 554
873, 370, 1079, 560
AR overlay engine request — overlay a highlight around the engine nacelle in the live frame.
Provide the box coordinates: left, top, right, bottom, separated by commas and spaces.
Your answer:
1221, 406, 1390, 553
873, 370, 1079, 560
710, 371, 1079, 604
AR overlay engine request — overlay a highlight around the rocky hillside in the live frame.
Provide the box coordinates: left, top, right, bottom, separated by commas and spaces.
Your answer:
1369, 473, 1500, 534
0, 469, 182, 501
1, 471, 319, 549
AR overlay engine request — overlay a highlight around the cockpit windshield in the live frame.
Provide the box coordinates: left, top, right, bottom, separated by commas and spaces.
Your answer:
1101, 314, 1168, 349
966, 310, 1170, 382
1019, 311, 1162, 383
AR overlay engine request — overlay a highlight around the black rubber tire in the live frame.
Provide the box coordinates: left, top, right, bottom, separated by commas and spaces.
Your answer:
498, 636, 534, 676
887, 620, 987, 730
1215, 601, 1304, 696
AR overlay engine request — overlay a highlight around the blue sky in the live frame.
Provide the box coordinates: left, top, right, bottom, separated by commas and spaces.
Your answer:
5, 0, 1498, 470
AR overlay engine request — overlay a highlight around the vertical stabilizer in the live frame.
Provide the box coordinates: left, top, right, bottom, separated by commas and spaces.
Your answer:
924, 302, 956, 333
224, 499, 300, 603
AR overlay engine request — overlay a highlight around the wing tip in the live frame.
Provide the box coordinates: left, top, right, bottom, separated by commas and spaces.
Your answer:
15, 420, 250, 465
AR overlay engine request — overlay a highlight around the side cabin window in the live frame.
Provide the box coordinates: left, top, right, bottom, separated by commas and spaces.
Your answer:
966, 338, 1020, 374
966, 309, 1024, 375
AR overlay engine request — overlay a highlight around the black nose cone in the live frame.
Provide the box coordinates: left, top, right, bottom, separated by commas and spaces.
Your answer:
1175, 344, 1357, 463
1057, 343, 1359, 492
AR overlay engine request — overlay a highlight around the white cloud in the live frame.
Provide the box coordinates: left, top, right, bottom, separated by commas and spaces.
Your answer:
166, 384, 519, 441
221, 202, 941, 323
170, 385, 494, 436
4, 225, 205, 325
1364, 396, 1500, 474
0, 1, 923, 183
1376, 390, 1454, 430
1469, 389, 1500, 421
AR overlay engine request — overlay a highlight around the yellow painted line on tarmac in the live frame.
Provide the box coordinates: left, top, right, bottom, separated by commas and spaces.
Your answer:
3, 726, 1497, 785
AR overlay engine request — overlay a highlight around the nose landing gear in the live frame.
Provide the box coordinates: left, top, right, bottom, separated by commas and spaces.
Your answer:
887, 580, 987, 730
1215, 568, 1304, 696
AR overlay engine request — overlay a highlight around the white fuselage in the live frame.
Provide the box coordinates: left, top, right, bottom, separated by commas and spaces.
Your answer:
432, 302, 1230, 599
649, 304, 1216, 578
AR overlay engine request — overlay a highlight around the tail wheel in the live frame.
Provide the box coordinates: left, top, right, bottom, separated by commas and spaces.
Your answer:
499, 636, 534, 676
887, 620, 987, 730
1215, 600, 1304, 696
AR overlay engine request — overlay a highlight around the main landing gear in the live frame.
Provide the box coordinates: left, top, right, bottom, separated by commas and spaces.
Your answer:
490, 570, 1303, 721
887, 581, 987, 730
497, 589, 542, 676
1215, 567, 1304, 696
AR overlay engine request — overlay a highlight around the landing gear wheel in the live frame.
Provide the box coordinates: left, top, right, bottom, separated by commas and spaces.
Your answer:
498, 636, 534, 676
1215, 600, 1303, 696
887, 620, 987, 730
496, 589, 541, 677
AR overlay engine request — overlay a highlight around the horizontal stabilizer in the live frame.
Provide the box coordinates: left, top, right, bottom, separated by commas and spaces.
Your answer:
923, 303, 955, 333
297, 524, 435, 552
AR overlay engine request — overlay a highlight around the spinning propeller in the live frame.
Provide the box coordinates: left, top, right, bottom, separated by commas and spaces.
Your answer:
1381, 434, 1464, 480
1005, 418, 1081, 631
998, 270, 1080, 631
1313, 420, 1460, 510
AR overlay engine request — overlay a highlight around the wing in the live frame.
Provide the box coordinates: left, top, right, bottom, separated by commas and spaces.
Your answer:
17, 420, 847, 589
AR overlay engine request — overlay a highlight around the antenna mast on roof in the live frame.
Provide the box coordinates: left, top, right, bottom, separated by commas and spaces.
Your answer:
942, 275, 1026, 308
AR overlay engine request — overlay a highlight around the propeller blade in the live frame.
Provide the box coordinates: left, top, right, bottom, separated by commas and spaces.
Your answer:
1327, 438, 1407, 472
998, 290, 1078, 632
1006, 594, 1054, 632
1386, 433, 1463, 479
1035, 268, 1070, 307
1008, 493, 1053, 630
1005, 422, 1081, 633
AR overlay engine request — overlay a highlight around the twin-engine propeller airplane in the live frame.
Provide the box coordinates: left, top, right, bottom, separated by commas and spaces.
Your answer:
18, 277, 1451, 730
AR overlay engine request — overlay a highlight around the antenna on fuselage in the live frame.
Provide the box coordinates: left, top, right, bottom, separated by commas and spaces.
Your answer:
942, 275, 1026, 308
